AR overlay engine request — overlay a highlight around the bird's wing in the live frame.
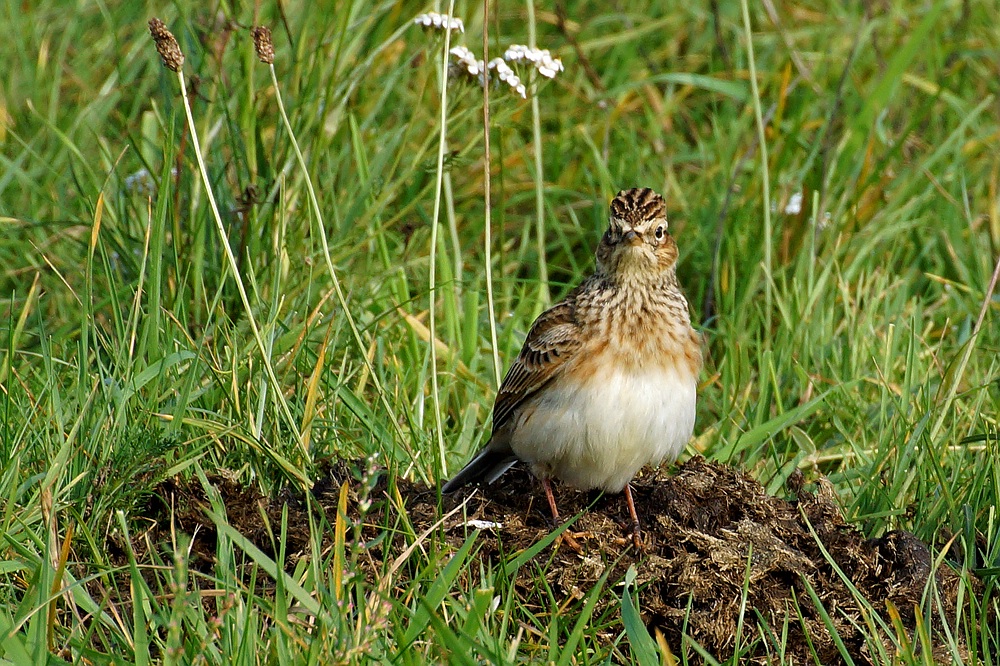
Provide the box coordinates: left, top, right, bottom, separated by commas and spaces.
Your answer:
491, 291, 585, 434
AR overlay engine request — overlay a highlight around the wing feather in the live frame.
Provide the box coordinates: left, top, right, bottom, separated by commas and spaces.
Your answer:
491, 288, 586, 433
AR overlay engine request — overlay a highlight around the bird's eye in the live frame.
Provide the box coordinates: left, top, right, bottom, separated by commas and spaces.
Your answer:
654, 225, 665, 240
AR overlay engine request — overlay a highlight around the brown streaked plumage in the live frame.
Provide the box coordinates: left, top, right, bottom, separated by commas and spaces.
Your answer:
443, 187, 702, 549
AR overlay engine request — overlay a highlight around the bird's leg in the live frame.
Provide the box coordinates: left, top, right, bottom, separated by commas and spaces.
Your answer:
542, 477, 583, 553
624, 483, 643, 549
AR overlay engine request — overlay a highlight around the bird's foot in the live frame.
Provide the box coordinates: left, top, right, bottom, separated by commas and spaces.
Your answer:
554, 528, 590, 554
629, 523, 644, 551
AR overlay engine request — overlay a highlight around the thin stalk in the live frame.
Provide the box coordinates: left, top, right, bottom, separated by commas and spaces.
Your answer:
741, 0, 774, 329
266, 65, 410, 451
175, 68, 310, 473
525, 0, 550, 308
428, 0, 458, 476
928, 249, 1000, 443
444, 171, 462, 301
483, 0, 501, 387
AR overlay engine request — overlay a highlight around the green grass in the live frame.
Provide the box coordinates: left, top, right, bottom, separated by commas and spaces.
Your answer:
2, 0, 999, 662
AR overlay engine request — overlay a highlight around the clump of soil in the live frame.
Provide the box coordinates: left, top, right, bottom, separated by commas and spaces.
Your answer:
137, 458, 976, 664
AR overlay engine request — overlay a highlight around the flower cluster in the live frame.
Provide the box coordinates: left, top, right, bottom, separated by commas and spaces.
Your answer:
784, 191, 803, 215
450, 45, 485, 78
413, 12, 464, 33
487, 58, 526, 98
449, 48, 528, 98
416, 13, 562, 99
503, 45, 563, 78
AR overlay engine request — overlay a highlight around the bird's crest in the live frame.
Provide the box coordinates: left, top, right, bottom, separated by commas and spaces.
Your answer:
610, 187, 667, 226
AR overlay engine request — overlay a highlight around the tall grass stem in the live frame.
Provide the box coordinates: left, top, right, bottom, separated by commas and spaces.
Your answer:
526, 0, 550, 308
265, 64, 410, 454
175, 68, 309, 471
740, 0, 774, 330
483, 0, 501, 387
428, 0, 458, 476
928, 249, 1000, 442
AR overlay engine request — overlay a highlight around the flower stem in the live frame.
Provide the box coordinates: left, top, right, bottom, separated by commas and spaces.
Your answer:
175, 68, 310, 482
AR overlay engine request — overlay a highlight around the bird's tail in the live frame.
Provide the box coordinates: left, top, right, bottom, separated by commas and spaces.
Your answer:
441, 445, 517, 493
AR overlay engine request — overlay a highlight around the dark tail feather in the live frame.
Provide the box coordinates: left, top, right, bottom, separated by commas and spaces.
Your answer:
442, 446, 517, 493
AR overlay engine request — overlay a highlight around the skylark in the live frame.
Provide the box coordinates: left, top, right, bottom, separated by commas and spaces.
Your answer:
443, 187, 701, 549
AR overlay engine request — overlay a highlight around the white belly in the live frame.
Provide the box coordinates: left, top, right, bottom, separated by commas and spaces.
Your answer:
508, 364, 697, 492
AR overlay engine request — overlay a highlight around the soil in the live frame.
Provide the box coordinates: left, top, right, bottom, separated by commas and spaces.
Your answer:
132, 457, 977, 664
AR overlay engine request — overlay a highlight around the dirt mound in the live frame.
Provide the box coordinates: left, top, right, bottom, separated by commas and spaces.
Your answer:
137, 458, 973, 663
433, 458, 971, 663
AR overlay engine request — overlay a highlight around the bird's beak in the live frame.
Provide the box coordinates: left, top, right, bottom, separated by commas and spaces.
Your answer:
622, 229, 642, 246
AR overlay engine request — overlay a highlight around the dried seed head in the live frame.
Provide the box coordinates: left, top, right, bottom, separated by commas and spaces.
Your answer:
251, 26, 274, 64
149, 18, 185, 72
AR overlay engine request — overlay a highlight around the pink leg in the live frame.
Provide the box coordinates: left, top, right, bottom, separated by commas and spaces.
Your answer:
624, 483, 643, 549
542, 477, 582, 553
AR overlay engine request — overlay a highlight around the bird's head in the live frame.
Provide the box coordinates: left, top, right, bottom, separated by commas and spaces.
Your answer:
595, 187, 678, 279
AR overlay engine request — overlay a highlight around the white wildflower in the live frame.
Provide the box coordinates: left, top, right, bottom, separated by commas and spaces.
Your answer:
503, 44, 534, 63
489, 58, 521, 84
504, 44, 563, 78
784, 191, 803, 215
489, 58, 512, 78
413, 12, 464, 33
448, 47, 528, 98
536, 55, 564, 79
450, 45, 485, 78
488, 58, 526, 98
